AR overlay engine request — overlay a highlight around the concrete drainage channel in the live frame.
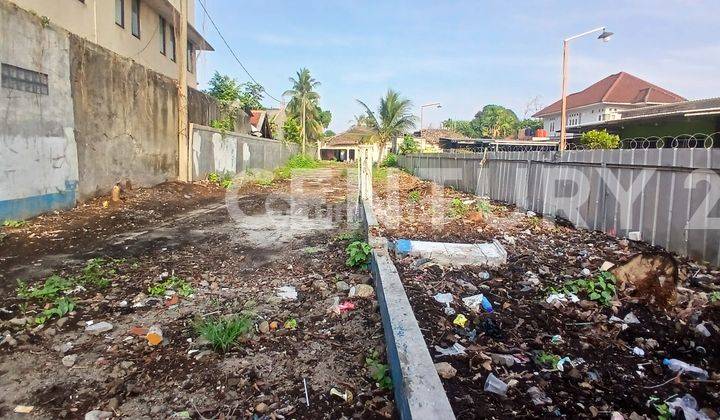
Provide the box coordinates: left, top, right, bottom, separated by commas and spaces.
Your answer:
360, 198, 456, 419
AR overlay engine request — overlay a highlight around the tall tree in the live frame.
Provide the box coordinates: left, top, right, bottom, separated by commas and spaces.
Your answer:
474, 105, 519, 138
206, 71, 240, 102
356, 89, 416, 159
284, 68, 322, 155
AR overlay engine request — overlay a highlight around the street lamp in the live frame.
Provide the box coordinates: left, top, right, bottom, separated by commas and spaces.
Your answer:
420, 102, 442, 139
559, 27, 613, 151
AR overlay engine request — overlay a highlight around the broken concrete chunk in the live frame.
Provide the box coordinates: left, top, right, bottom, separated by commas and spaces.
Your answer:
85, 322, 113, 334
435, 362, 457, 379
62, 354, 77, 367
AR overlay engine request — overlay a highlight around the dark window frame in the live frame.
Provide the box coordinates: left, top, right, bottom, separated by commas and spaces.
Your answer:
115, 0, 124, 28
159, 16, 166, 55
187, 42, 194, 73
169, 25, 176, 62
131, 0, 140, 38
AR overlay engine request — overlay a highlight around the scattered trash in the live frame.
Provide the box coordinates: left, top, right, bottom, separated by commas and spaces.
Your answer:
62, 354, 77, 367
581, 268, 591, 277
663, 358, 709, 380
628, 231, 642, 241
527, 386, 552, 406
695, 323, 711, 337
433, 293, 456, 315
329, 387, 354, 403
546, 293, 579, 305
303, 378, 310, 407
435, 343, 467, 357
490, 353, 515, 367
277, 286, 298, 300
462, 294, 493, 313
84, 410, 113, 420
667, 394, 710, 420
147, 325, 164, 346
453, 314, 468, 328
556, 357, 571, 371
623, 312, 640, 324
349, 284, 374, 298
483, 373, 508, 396
551, 335, 563, 344
435, 362, 457, 379
600, 261, 615, 272
14, 405, 34, 414
526, 211, 537, 217
337, 301, 355, 312
479, 271, 491, 280
85, 321, 113, 335
632, 347, 645, 357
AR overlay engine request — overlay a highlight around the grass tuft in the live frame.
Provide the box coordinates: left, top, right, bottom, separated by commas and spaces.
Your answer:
196, 315, 253, 352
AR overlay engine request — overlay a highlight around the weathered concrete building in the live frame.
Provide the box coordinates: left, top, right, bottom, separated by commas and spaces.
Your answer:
7, 0, 212, 87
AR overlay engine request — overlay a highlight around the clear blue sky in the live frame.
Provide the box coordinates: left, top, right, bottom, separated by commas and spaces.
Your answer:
193, 0, 720, 133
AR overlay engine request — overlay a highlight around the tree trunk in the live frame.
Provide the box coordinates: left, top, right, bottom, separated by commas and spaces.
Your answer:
301, 100, 306, 155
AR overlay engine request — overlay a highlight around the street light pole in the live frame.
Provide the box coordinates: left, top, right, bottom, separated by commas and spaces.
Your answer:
420, 102, 442, 139
559, 27, 613, 151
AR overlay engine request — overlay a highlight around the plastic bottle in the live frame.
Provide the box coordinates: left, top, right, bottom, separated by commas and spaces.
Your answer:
480, 295, 494, 313
662, 358, 709, 380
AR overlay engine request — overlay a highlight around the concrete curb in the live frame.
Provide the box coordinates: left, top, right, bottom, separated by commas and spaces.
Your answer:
360, 199, 456, 420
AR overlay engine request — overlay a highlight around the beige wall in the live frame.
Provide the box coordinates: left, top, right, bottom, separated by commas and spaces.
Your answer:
8, 0, 202, 87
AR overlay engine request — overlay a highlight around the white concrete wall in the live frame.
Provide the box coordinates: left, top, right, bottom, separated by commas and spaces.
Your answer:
0, 1, 79, 219
542, 104, 634, 135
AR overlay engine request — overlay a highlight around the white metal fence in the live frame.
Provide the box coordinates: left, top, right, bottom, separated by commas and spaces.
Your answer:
399, 148, 720, 265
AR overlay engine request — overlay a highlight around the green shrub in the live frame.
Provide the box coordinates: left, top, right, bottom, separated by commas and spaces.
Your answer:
448, 198, 470, 218
580, 129, 620, 149
366, 351, 393, 390
148, 275, 193, 297
17, 275, 73, 301
208, 171, 234, 189
274, 154, 320, 181
381, 153, 398, 167
346, 241, 371, 269
561, 272, 617, 306
196, 315, 253, 352
408, 190, 421, 203
398, 135, 420, 155
210, 117, 234, 134
35, 297, 75, 325
76, 258, 117, 288
3, 220, 28, 228
534, 350, 561, 368
475, 199, 492, 215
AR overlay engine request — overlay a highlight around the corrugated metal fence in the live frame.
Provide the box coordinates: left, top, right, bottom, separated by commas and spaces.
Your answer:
399, 149, 720, 265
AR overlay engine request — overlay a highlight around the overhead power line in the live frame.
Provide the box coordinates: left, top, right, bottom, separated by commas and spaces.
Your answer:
196, 0, 282, 104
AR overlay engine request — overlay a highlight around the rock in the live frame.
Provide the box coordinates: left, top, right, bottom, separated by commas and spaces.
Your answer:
150, 405, 165, 414
311, 280, 327, 290
645, 338, 659, 349
8, 317, 28, 326
56, 317, 68, 328
435, 362, 457, 379
54, 342, 73, 354
44, 328, 57, 337
1, 333, 17, 347
335, 281, 350, 292
600, 261, 615, 272
255, 402, 269, 413
258, 321, 269, 334
62, 354, 77, 367
349, 284, 374, 298
84, 410, 113, 420
106, 398, 119, 411
581, 268, 592, 277
85, 322, 113, 334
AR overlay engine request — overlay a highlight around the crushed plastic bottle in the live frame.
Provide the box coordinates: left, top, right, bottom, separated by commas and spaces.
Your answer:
667, 394, 710, 420
662, 358, 709, 380
462, 294, 494, 313
483, 373, 508, 396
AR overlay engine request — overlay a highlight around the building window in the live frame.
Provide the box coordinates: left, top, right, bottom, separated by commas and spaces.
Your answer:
1, 63, 49, 95
115, 0, 124, 27
187, 42, 194, 73
131, 0, 140, 38
159, 16, 166, 55
169, 25, 176, 62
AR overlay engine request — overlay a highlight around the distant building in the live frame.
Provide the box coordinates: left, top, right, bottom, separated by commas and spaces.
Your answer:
534, 72, 685, 139
320, 126, 386, 162
8, 0, 213, 87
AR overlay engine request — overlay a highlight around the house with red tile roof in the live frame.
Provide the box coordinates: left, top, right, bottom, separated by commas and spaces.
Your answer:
533, 72, 685, 138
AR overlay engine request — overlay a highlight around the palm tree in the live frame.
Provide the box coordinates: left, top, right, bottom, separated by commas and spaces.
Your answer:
284, 68, 322, 155
356, 89, 416, 159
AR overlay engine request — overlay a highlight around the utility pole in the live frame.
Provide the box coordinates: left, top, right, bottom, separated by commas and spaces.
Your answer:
177, 0, 189, 181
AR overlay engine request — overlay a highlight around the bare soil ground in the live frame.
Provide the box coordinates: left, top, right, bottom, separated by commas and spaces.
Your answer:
0, 168, 394, 419
373, 168, 719, 419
